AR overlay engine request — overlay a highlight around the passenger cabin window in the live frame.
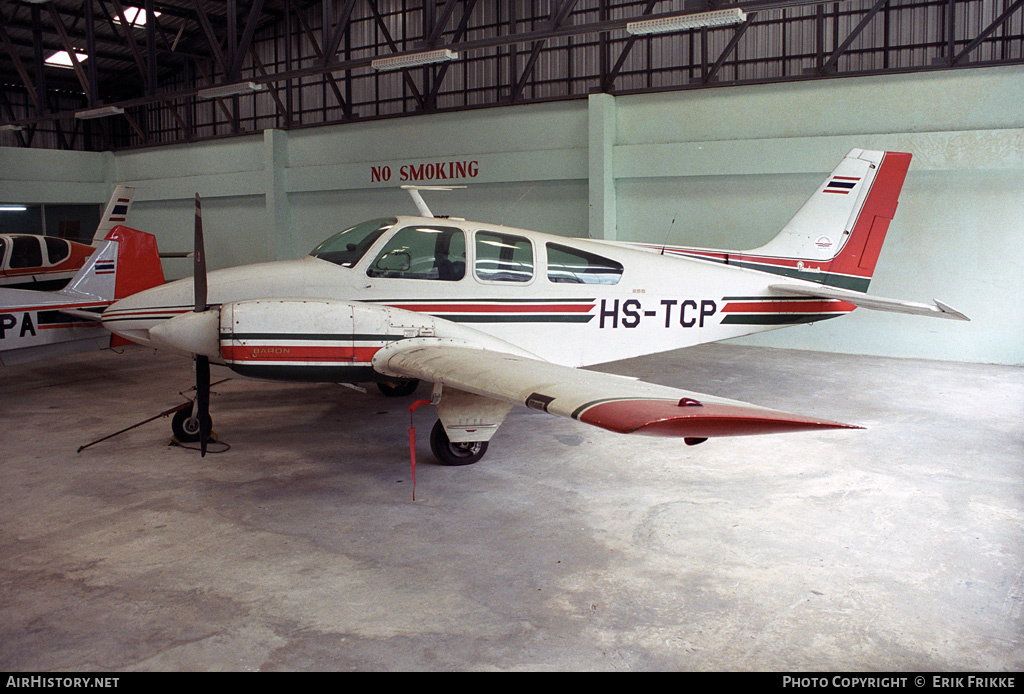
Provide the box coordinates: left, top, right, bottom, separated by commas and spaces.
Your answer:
10, 236, 42, 269
546, 243, 624, 285
45, 237, 70, 265
475, 231, 533, 283
309, 217, 396, 267
366, 225, 466, 281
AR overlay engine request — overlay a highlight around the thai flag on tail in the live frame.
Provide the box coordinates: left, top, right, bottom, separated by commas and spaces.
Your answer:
109, 201, 130, 221
823, 176, 860, 194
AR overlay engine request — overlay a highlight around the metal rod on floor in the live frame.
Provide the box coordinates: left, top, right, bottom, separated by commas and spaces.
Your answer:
76, 378, 231, 453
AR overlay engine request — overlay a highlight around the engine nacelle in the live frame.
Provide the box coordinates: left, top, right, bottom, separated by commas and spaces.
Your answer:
218, 298, 441, 382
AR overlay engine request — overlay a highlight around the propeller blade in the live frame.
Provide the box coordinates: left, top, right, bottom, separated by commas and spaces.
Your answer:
194, 193, 207, 313
196, 354, 210, 457
193, 192, 211, 456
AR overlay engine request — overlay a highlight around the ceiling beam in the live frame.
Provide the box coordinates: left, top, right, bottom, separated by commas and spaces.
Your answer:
293, 3, 352, 118
509, 0, 580, 102
0, 20, 41, 112
703, 10, 757, 83
321, 0, 358, 65
228, 0, 267, 79
45, 2, 93, 98
819, 0, 889, 74
952, 0, 1024, 64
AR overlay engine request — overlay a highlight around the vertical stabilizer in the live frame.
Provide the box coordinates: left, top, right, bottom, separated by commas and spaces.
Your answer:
654, 150, 913, 292
61, 226, 164, 303
748, 149, 912, 290
92, 185, 136, 242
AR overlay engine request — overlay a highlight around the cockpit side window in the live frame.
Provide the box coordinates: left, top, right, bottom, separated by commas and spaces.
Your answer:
10, 236, 42, 269
309, 217, 397, 267
45, 237, 71, 265
546, 243, 623, 285
475, 231, 533, 283
366, 225, 466, 281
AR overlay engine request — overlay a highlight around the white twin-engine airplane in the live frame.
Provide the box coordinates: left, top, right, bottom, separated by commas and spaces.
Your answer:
101, 148, 967, 464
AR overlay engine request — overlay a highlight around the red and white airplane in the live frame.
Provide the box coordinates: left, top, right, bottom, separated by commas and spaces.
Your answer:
0, 186, 136, 291
0, 224, 164, 366
101, 149, 967, 463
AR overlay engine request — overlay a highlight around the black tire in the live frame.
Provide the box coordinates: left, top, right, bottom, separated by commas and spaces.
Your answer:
171, 407, 212, 443
429, 419, 488, 466
376, 378, 420, 397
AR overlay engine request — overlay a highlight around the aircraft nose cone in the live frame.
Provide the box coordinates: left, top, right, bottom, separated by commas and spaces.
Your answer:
149, 309, 221, 359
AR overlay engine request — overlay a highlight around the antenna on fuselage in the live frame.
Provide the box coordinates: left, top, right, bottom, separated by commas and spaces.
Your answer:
661, 214, 678, 255
401, 185, 466, 218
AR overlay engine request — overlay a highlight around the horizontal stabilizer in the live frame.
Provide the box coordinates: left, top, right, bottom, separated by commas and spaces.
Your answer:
59, 307, 105, 320
373, 339, 859, 440
770, 283, 969, 321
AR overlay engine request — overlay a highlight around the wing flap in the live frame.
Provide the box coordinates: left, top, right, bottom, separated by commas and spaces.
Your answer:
373, 339, 859, 439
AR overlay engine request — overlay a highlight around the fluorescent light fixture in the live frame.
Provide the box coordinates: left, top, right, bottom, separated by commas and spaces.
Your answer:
626, 8, 747, 35
112, 6, 161, 27
0, 205, 28, 212
0, 124, 23, 132
75, 105, 125, 120
197, 81, 267, 99
372, 49, 458, 71
45, 50, 89, 69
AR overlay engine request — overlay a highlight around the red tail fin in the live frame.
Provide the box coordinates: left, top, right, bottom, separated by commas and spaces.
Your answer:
104, 225, 165, 300
103, 226, 164, 348
823, 151, 912, 280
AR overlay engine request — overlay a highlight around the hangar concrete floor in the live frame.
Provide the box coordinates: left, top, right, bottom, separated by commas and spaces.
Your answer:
1, 342, 1021, 672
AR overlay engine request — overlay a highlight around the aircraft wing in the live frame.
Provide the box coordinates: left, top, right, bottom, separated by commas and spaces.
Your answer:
770, 283, 969, 321
373, 339, 859, 440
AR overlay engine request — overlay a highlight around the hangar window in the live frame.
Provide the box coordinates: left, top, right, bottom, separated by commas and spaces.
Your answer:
366, 225, 466, 281
309, 217, 396, 267
10, 236, 42, 269
475, 231, 533, 283
45, 237, 71, 265
546, 243, 623, 285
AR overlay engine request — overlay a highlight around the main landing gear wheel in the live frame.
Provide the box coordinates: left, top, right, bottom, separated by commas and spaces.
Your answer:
376, 378, 420, 397
429, 419, 488, 466
171, 408, 213, 444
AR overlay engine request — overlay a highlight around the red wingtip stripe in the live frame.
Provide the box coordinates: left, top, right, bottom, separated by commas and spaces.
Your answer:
578, 399, 860, 438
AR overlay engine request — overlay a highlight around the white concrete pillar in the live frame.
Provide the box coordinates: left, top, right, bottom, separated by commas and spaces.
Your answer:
263, 128, 291, 260
588, 93, 616, 240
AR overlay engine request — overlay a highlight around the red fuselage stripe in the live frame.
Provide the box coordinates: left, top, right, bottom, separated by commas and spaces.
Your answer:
387, 303, 594, 313
722, 300, 856, 313
221, 344, 382, 363
7, 301, 109, 313
39, 322, 102, 329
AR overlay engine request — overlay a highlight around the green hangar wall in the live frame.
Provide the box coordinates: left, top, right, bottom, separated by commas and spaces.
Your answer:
1, 65, 1021, 365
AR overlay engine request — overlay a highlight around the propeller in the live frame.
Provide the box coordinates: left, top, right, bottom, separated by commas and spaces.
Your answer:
192, 193, 211, 456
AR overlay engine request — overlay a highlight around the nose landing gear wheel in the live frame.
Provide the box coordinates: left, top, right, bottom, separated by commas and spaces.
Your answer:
377, 378, 420, 397
429, 419, 488, 466
171, 408, 213, 444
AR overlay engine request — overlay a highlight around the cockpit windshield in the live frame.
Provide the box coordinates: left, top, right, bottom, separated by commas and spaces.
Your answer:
308, 217, 397, 267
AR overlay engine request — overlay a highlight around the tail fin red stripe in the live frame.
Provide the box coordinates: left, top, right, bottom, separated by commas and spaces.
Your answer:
826, 152, 912, 279
103, 225, 166, 300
